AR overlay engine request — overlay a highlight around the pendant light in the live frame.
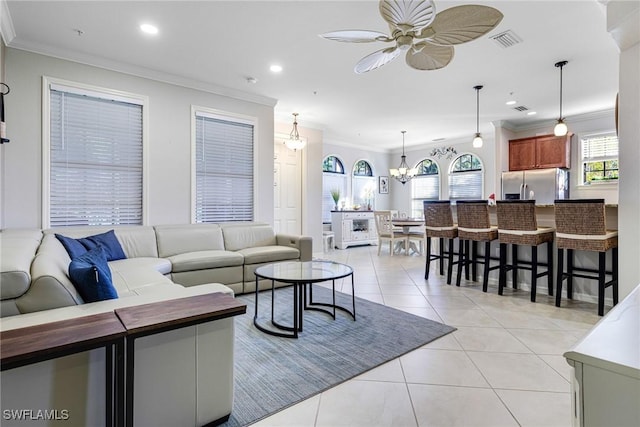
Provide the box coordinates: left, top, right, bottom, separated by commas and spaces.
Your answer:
554, 60, 569, 137
389, 131, 417, 185
284, 113, 306, 151
472, 85, 483, 148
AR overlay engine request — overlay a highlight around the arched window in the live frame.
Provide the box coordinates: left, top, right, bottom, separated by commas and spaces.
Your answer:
448, 154, 484, 200
352, 160, 376, 209
322, 155, 347, 222
411, 158, 440, 217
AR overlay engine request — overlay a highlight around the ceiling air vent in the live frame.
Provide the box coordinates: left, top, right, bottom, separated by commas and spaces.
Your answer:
491, 30, 523, 48
513, 106, 529, 112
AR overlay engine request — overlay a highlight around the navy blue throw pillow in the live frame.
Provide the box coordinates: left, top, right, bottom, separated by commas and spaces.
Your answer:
78, 230, 126, 261
55, 230, 126, 261
68, 246, 118, 303
55, 233, 88, 259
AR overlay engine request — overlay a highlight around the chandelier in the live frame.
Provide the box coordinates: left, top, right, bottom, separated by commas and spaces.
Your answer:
284, 113, 306, 151
390, 131, 417, 185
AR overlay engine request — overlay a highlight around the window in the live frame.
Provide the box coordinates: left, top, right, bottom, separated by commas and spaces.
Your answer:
581, 132, 619, 184
411, 159, 440, 217
448, 154, 483, 200
322, 155, 347, 222
352, 160, 376, 209
193, 108, 255, 222
44, 78, 146, 228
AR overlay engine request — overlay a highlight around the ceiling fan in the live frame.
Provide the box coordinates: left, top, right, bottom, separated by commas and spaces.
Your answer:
320, 0, 503, 73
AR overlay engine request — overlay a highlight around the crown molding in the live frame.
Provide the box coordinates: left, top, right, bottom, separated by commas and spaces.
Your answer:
8, 38, 278, 107
0, 0, 16, 45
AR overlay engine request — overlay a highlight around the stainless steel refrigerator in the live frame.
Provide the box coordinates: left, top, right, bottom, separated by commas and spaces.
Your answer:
501, 168, 569, 205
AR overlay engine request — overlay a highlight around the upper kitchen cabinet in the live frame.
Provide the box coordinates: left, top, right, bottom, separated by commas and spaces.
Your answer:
509, 133, 572, 171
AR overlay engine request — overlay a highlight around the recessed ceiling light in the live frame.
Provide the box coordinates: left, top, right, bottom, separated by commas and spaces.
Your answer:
270, 64, 283, 73
140, 24, 159, 35
527, 111, 537, 116
506, 100, 517, 106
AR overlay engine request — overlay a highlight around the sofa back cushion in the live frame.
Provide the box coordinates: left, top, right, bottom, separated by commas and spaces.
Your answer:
155, 224, 225, 258
221, 223, 277, 251
45, 226, 159, 258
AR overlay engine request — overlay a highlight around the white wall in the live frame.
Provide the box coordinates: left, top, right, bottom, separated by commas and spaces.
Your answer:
2, 48, 275, 228
609, 0, 640, 299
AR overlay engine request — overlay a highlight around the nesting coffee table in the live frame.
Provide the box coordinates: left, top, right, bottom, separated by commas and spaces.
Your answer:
253, 260, 355, 338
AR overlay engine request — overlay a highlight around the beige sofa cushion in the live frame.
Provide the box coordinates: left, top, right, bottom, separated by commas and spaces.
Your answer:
109, 257, 172, 275
168, 250, 244, 273
155, 224, 225, 257
221, 223, 277, 251
0, 229, 42, 300
44, 225, 159, 258
236, 245, 300, 265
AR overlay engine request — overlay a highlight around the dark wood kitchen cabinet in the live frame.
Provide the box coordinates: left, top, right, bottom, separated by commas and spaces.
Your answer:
509, 133, 572, 171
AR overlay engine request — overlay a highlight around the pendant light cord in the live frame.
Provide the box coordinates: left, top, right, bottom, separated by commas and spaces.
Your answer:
473, 85, 483, 134
555, 61, 568, 120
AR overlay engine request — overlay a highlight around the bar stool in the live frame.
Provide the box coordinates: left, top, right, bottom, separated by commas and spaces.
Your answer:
455, 200, 500, 291
496, 200, 554, 302
554, 199, 618, 316
423, 200, 458, 284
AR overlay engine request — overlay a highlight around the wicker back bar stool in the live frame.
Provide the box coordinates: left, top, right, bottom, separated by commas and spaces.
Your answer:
496, 200, 555, 302
554, 199, 618, 316
455, 200, 500, 291
423, 201, 458, 284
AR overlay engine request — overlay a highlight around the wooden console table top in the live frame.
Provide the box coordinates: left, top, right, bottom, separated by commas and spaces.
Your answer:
0, 312, 126, 371
115, 292, 246, 336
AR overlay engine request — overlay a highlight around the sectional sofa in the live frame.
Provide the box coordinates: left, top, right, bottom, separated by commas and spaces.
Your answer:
0, 222, 312, 426
1, 222, 312, 317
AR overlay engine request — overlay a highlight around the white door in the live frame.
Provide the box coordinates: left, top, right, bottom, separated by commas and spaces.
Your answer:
273, 140, 302, 234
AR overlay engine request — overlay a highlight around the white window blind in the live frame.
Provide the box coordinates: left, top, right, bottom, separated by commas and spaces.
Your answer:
582, 133, 618, 160
449, 171, 483, 200
49, 88, 143, 227
411, 175, 440, 217
322, 173, 347, 223
195, 113, 254, 222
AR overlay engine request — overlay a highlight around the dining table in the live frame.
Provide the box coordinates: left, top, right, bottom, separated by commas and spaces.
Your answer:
391, 218, 425, 255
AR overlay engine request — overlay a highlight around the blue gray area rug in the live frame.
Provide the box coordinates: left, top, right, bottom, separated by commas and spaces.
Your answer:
222, 286, 455, 426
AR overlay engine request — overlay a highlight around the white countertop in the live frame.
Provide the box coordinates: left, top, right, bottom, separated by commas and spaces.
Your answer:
564, 284, 640, 379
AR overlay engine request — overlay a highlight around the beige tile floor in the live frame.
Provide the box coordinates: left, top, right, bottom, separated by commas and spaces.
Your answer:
254, 245, 602, 427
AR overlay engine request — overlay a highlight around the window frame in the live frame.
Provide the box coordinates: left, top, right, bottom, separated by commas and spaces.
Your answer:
352, 159, 376, 208
448, 153, 484, 201
41, 76, 149, 229
580, 131, 619, 186
190, 105, 258, 223
411, 158, 441, 217
322, 155, 348, 223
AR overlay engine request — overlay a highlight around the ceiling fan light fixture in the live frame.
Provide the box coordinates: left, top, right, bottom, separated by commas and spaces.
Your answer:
473, 85, 484, 148
554, 60, 569, 136
284, 113, 306, 151
390, 131, 417, 185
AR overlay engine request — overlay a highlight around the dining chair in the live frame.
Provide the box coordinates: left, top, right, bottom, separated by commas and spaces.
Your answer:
373, 211, 409, 256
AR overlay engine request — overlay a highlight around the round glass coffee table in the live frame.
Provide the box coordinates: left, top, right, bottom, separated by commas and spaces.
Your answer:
253, 260, 355, 338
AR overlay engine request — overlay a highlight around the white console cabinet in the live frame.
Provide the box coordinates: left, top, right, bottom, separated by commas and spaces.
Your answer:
564, 284, 640, 427
331, 211, 377, 250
